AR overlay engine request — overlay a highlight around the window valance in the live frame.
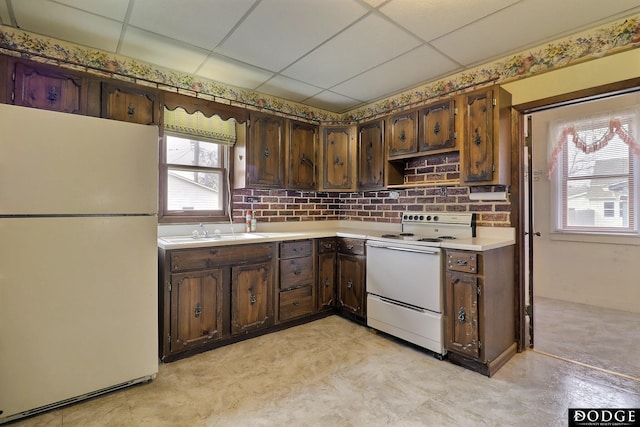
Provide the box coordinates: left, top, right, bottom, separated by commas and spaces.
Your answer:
164, 106, 236, 146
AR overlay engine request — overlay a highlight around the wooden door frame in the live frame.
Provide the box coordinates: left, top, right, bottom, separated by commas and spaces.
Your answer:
511, 77, 640, 351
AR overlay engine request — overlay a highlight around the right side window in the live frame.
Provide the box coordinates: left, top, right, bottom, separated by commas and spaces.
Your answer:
549, 110, 639, 234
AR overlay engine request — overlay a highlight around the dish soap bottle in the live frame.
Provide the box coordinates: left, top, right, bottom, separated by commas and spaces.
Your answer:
246, 210, 253, 232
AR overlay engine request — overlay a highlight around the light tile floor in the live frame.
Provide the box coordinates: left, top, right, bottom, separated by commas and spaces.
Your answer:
534, 296, 640, 380
8, 315, 640, 427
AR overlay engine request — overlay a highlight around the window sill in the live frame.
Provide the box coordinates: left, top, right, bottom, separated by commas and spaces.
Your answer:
549, 231, 640, 246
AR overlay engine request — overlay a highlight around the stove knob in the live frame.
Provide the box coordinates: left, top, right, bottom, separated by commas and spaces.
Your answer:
426, 215, 432, 221
419, 215, 424, 220
433, 215, 439, 221
403, 214, 408, 220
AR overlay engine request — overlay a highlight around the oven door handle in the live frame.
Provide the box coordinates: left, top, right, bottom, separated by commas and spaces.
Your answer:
370, 245, 439, 255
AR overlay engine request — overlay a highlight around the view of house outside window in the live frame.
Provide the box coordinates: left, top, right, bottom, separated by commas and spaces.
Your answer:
165, 135, 224, 212
550, 112, 638, 234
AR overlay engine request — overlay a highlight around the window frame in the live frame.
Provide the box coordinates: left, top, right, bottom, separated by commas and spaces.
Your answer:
158, 94, 246, 224
159, 132, 230, 223
551, 113, 639, 236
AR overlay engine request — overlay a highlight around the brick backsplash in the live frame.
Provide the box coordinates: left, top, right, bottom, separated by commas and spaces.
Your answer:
233, 153, 511, 227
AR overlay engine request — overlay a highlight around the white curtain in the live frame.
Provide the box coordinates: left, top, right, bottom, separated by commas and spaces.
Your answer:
546, 107, 640, 178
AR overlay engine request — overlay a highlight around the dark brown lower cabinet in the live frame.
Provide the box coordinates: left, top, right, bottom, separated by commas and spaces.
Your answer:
277, 240, 315, 323
444, 246, 516, 376
336, 238, 366, 319
170, 269, 223, 352
317, 238, 337, 310
159, 243, 275, 361
231, 261, 273, 334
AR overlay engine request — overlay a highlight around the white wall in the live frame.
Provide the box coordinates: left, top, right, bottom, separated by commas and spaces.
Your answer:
530, 93, 640, 314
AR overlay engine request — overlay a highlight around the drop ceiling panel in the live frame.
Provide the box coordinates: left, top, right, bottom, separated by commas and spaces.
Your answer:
282, 13, 422, 88
128, 0, 255, 50
304, 90, 361, 113
11, 0, 123, 51
256, 75, 323, 103
432, 0, 640, 66
198, 54, 275, 90
379, 0, 520, 42
120, 27, 210, 73
216, 0, 368, 72
54, 0, 130, 21
332, 45, 461, 102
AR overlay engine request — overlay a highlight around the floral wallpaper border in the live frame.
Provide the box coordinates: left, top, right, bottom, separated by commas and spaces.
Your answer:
1, 14, 639, 124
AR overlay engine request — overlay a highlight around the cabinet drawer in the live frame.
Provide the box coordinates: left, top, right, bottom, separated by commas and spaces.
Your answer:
447, 251, 477, 273
279, 256, 313, 289
279, 286, 314, 321
317, 238, 337, 254
279, 240, 313, 259
171, 243, 273, 272
337, 238, 365, 255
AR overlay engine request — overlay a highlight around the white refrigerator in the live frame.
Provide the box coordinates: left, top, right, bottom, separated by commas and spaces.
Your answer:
0, 104, 159, 423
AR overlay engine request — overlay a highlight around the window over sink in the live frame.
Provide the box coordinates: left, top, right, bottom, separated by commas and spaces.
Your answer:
159, 105, 238, 223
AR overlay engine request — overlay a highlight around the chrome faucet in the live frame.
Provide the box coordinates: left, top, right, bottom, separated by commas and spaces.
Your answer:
198, 223, 209, 238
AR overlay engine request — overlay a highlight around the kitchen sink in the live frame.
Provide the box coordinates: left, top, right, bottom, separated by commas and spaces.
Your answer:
159, 233, 265, 244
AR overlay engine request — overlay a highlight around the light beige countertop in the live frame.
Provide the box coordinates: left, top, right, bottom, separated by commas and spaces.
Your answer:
158, 221, 515, 251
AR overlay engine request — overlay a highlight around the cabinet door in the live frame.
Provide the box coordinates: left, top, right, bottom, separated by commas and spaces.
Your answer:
461, 89, 495, 183
102, 82, 157, 125
445, 271, 480, 360
358, 120, 385, 190
288, 120, 317, 190
247, 112, 285, 188
419, 100, 455, 152
231, 260, 273, 334
387, 110, 418, 158
170, 269, 224, 353
337, 253, 365, 317
317, 251, 336, 310
13, 62, 84, 114
320, 126, 355, 191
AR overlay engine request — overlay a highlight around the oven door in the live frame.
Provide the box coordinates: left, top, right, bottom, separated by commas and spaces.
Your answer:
365, 240, 442, 313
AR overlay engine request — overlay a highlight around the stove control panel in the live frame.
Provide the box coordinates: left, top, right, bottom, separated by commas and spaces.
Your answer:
402, 212, 474, 226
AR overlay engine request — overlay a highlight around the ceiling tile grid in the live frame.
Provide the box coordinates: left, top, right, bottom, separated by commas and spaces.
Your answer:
1, 0, 640, 113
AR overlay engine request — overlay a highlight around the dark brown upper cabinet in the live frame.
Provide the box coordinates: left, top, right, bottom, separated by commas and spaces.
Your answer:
460, 86, 512, 186
12, 60, 88, 115
241, 112, 286, 188
419, 99, 456, 152
101, 81, 159, 125
287, 120, 317, 190
387, 110, 418, 158
357, 119, 385, 190
318, 125, 357, 192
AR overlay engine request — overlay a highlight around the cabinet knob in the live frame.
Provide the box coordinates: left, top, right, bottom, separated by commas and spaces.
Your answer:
347, 279, 353, 289
264, 147, 270, 158
293, 270, 301, 275
324, 278, 330, 287
194, 303, 202, 318
127, 103, 135, 117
